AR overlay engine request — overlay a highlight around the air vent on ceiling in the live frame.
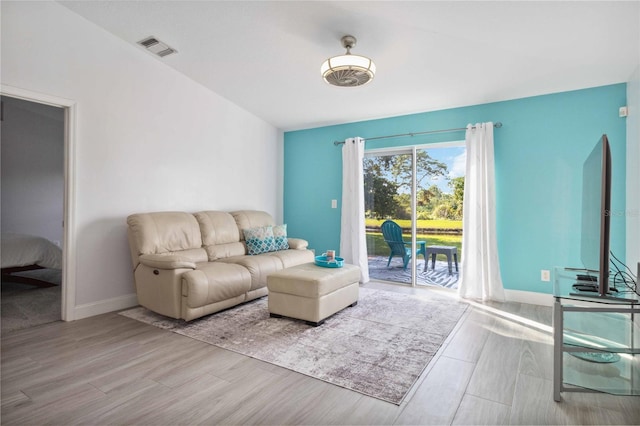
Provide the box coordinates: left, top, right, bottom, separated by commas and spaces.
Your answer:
137, 36, 177, 58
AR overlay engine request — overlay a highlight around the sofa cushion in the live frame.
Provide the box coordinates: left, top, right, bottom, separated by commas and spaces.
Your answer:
272, 224, 289, 250
182, 262, 251, 308
267, 248, 314, 268
194, 211, 240, 245
243, 226, 276, 255
219, 254, 282, 290
127, 212, 203, 255
287, 238, 309, 250
231, 210, 275, 240
194, 211, 246, 260
204, 242, 246, 262
139, 253, 200, 270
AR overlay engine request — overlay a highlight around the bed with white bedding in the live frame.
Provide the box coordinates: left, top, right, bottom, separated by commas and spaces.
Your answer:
1, 233, 62, 287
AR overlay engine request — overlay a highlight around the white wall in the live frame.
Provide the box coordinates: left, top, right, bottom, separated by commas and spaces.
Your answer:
1, 96, 65, 244
1, 1, 282, 314
627, 66, 640, 271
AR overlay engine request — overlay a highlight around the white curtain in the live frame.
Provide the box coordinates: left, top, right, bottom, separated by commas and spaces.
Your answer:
340, 137, 369, 283
458, 122, 505, 302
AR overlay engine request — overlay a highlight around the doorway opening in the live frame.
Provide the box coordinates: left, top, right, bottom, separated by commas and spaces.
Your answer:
1, 96, 64, 332
0, 85, 77, 326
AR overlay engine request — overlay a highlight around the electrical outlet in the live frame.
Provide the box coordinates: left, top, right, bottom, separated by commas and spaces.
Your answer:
331, 199, 337, 209
541, 269, 550, 282
619, 106, 628, 117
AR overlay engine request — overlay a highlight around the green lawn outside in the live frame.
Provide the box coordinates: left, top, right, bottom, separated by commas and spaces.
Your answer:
366, 219, 462, 230
367, 232, 462, 261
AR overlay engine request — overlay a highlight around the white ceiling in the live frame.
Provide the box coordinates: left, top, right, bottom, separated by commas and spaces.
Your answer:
58, 1, 640, 131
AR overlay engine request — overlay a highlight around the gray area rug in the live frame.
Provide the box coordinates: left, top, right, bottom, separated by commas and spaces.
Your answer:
1, 269, 62, 333
368, 256, 460, 289
120, 287, 468, 404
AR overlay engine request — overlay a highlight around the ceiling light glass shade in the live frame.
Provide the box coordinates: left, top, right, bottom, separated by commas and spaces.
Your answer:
321, 54, 376, 87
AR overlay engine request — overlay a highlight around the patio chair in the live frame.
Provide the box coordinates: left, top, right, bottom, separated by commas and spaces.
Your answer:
380, 220, 426, 270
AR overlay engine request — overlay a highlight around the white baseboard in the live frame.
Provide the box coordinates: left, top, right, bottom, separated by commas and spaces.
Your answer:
70, 289, 551, 319
74, 293, 139, 320
505, 289, 553, 307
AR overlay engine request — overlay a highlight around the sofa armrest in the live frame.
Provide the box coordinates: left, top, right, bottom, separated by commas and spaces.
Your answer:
138, 254, 197, 270
287, 238, 309, 250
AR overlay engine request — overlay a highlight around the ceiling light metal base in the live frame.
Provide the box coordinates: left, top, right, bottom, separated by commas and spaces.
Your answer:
341, 35, 357, 51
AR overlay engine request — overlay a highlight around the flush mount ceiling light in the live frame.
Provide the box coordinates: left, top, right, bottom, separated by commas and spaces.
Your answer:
321, 35, 376, 87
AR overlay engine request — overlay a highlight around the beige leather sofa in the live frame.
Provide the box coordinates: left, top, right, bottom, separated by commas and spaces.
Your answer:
127, 210, 314, 321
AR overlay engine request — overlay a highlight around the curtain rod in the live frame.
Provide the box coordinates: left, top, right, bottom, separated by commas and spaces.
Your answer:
333, 122, 502, 145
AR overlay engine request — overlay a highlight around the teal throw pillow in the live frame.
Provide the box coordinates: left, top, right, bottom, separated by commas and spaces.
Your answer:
244, 226, 276, 255
273, 224, 289, 250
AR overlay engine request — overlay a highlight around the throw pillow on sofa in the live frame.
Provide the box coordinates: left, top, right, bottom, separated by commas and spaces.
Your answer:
273, 224, 289, 250
244, 226, 277, 255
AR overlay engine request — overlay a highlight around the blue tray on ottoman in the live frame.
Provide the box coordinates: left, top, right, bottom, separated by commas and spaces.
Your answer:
314, 255, 344, 268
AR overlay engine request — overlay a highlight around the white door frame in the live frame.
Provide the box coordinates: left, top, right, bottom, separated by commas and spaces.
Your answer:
364, 147, 419, 286
1, 84, 77, 321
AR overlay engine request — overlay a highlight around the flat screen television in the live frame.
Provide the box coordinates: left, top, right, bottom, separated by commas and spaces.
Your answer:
579, 134, 611, 297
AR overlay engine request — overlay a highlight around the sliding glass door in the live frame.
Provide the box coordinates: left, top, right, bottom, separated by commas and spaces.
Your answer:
365, 143, 464, 288
364, 149, 418, 285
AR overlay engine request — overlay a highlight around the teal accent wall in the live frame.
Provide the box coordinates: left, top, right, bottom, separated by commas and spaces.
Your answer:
284, 84, 627, 294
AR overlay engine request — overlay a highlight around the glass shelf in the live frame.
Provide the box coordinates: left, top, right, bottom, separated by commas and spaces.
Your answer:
563, 309, 640, 353
553, 267, 640, 304
562, 352, 639, 396
553, 267, 640, 401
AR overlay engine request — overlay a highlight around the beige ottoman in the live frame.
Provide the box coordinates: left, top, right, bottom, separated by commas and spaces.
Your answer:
267, 262, 360, 326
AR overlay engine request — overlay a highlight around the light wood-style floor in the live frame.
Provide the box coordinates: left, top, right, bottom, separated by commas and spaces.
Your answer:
2, 281, 639, 425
